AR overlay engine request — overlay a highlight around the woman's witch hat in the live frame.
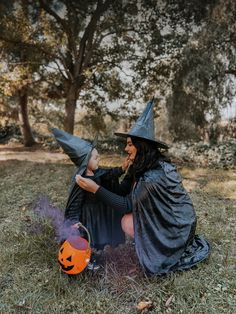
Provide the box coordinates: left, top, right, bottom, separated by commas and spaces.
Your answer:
114, 99, 169, 149
51, 128, 97, 175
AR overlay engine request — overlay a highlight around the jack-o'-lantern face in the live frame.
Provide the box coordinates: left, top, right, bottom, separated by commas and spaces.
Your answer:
58, 236, 91, 275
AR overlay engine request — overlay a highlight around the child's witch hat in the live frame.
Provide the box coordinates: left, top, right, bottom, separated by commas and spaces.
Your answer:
51, 128, 97, 175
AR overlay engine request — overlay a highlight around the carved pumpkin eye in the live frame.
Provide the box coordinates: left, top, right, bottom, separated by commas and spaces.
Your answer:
66, 256, 72, 262
60, 248, 64, 254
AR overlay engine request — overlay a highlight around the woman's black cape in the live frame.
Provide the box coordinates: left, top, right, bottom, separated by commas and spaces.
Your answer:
132, 162, 210, 275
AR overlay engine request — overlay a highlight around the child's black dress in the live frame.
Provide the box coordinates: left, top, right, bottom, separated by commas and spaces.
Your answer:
64, 167, 132, 249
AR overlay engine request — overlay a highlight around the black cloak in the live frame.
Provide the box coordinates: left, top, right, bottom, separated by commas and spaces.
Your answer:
131, 161, 210, 275
65, 167, 132, 250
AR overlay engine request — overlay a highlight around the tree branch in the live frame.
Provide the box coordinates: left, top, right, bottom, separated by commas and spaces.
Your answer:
225, 69, 236, 76
53, 60, 68, 80
75, 0, 113, 77
0, 34, 55, 60
38, 0, 68, 32
57, 51, 74, 81
39, 0, 78, 58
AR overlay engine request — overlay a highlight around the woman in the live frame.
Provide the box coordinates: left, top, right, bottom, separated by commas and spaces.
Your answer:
76, 100, 210, 275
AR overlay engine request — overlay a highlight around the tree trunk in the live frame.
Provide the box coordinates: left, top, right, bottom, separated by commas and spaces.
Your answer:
64, 84, 78, 134
18, 87, 36, 147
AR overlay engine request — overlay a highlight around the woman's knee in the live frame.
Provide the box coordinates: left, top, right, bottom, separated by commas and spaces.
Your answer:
121, 214, 134, 237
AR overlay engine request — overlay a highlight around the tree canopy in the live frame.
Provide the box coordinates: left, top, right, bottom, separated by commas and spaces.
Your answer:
0, 0, 235, 144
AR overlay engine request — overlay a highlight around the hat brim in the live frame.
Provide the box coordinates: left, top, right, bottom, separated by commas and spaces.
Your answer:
76, 137, 98, 175
114, 132, 169, 149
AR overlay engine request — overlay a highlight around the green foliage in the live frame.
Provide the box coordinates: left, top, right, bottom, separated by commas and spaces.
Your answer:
0, 0, 235, 138
166, 0, 236, 140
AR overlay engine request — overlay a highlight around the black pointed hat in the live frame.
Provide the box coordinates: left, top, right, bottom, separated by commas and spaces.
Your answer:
51, 128, 97, 175
114, 99, 169, 149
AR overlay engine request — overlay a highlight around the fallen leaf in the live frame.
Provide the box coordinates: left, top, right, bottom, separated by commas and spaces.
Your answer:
136, 300, 153, 311
165, 294, 175, 307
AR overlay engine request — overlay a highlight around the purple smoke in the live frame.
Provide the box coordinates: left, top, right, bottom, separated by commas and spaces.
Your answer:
33, 195, 80, 242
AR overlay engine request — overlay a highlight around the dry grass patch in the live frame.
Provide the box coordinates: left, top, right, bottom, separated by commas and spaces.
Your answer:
180, 167, 236, 199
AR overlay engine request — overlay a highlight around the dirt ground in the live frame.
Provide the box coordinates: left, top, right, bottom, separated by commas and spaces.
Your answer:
0, 143, 68, 163
1, 143, 236, 199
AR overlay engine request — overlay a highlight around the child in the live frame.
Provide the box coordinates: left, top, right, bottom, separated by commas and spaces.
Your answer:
52, 128, 132, 270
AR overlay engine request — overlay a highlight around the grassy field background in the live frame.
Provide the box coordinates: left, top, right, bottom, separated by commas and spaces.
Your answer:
0, 155, 235, 313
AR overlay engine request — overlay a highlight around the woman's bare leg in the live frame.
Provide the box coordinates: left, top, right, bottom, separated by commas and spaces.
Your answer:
121, 213, 134, 238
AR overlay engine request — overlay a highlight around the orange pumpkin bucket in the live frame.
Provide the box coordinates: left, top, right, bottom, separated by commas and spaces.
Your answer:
58, 223, 91, 275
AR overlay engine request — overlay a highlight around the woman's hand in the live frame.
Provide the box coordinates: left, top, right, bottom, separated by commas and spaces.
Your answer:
76, 175, 99, 193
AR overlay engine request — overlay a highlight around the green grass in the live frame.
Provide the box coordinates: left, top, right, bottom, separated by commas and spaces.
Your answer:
0, 159, 236, 313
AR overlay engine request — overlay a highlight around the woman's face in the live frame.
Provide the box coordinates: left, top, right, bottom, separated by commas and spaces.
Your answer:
87, 148, 100, 171
124, 137, 137, 161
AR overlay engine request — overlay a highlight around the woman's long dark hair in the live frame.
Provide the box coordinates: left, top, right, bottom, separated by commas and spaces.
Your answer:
130, 136, 170, 178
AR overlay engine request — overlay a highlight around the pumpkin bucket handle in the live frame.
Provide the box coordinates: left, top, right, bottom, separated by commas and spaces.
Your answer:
77, 222, 91, 250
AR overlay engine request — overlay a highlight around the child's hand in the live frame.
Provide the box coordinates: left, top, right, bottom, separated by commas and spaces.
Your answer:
71, 223, 80, 229
122, 156, 133, 171
76, 175, 99, 193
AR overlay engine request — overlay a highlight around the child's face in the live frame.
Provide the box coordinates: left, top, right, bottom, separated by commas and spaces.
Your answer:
87, 148, 100, 171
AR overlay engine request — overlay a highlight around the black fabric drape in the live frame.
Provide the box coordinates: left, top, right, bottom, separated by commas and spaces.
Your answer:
132, 161, 210, 274
95, 162, 210, 274
64, 167, 132, 249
